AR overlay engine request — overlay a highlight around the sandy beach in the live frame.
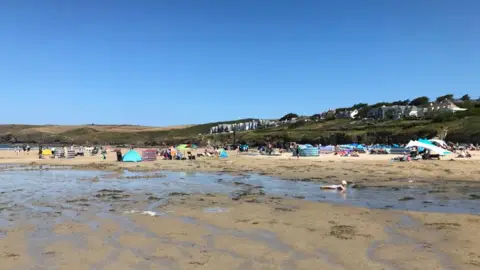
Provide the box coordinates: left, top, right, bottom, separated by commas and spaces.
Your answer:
1, 149, 480, 186
0, 149, 479, 269
1, 191, 479, 269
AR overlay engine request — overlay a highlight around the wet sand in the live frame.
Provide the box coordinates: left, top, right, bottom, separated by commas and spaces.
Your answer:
1, 151, 479, 269
1, 191, 479, 269
1, 149, 480, 187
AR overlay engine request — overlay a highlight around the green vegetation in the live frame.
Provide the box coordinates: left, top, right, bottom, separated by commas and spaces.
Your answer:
1, 94, 479, 146
435, 94, 454, 102
240, 117, 480, 145
3, 116, 478, 146
409, 96, 430, 106
279, 113, 298, 121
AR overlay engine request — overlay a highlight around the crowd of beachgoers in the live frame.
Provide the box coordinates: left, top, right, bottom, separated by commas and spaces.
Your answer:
3, 139, 479, 161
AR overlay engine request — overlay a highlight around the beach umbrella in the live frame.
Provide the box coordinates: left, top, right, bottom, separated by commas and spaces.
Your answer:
406, 140, 451, 155
429, 139, 448, 147
177, 144, 197, 150
176, 144, 188, 150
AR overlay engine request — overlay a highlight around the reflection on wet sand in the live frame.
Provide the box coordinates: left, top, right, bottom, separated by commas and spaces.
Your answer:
0, 166, 479, 269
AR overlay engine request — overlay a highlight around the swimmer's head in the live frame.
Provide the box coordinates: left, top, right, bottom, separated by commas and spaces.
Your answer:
341, 180, 347, 186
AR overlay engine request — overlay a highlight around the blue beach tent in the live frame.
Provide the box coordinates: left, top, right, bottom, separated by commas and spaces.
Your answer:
122, 150, 142, 162
295, 144, 320, 157
219, 149, 229, 158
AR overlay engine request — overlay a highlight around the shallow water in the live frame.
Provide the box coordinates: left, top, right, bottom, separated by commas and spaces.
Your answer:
0, 166, 478, 269
0, 166, 479, 216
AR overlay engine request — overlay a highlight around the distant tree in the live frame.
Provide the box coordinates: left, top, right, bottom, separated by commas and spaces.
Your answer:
371, 101, 395, 108
409, 96, 430, 106
356, 106, 371, 118
279, 113, 298, 121
391, 99, 410, 106
352, 103, 368, 109
435, 94, 454, 102
460, 94, 471, 101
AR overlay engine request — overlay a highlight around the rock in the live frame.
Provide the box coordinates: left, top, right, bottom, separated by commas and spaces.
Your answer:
398, 196, 415, 201
469, 194, 480, 200
169, 192, 189, 196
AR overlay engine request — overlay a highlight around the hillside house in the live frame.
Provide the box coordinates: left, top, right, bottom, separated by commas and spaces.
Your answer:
209, 119, 276, 134
367, 105, 419, 120
367, 107, 383, 119
336, 109, 359, 119
367, 100, 467, 120
422, 99, 467, 117
318, 109, 336, 120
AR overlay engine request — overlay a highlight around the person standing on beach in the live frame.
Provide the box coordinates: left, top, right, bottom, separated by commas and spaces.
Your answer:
296, 144, 301, 159
26, 145, 30, 155
38, 145, 43, 159
22, 144, 26, 154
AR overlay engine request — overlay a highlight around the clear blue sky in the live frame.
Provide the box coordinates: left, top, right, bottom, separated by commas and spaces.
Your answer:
1, 0, 479, 126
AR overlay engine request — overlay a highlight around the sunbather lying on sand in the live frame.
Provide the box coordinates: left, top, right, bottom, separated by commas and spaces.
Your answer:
392, 152, 411, 162
456, 150, 472, 158
321, 180, 347, 192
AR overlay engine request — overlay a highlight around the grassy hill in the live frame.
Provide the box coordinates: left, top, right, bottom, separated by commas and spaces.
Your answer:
0, 119, 254, 146
1, 116, 479, 146
233, 116, 480, 145
3, 94, 479, 146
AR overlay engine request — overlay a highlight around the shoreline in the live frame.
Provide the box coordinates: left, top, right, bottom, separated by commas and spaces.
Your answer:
1, 150, 479, 186
1, 189, 479, 269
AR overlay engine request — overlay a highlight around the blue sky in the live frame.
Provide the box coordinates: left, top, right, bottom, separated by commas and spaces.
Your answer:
1, 0, 479, 126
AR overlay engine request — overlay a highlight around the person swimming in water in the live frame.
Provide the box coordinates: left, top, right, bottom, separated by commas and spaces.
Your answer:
321, 180, 348, 192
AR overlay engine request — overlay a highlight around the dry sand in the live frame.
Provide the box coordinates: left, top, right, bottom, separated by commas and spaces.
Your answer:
0, 149, 479, 269
1, 149, 480, 186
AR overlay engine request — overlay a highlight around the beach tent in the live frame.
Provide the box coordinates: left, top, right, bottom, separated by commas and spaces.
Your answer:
419, 138, 447, 152
239, 144, 249, 152
295, 144, 320, 157
429, 138, 448, 148
219, 149, 229, 158
419, 138, 435, 146
406, 140, 451, 156
319, 145, 335, 154
42, 149, 52, 156
122, 150, 142, 162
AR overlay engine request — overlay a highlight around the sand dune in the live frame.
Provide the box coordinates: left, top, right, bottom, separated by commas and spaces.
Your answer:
0, 124, 192, 135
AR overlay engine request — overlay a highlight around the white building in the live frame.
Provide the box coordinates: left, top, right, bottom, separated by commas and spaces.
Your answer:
422, 100, 467, 117
368, 105, 419, 120
367, 100, 467, 120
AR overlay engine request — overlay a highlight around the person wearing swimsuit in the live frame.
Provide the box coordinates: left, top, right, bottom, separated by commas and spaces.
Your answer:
321, 180, 348, 192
